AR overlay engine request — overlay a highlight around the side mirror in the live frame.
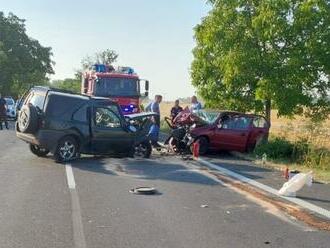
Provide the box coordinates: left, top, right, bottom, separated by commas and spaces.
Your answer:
217, 123, 223, 129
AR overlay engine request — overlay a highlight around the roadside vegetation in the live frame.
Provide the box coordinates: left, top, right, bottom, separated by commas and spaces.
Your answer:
254, 120, 330, 182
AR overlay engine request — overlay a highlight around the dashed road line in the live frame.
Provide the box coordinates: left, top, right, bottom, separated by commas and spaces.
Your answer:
65, 164, 76, 189
65, 164, 87, 248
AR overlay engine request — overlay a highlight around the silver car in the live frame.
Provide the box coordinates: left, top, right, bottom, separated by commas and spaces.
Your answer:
4, 97, 16, 119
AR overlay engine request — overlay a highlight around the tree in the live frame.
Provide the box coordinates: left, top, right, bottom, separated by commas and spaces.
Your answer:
52, 49, 119, 94
191, 0, 330, 123
81, 49, 118, 70
51, 78, 81, 93
75, 49, 118, 80
0, 12, 54, 97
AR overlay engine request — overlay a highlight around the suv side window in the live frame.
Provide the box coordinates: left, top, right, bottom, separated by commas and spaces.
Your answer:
107, 104, 121, 116
94, 107, 122, 128
253, 117, 268, 128
221, 116, 250, 130
73, 105, 88, 123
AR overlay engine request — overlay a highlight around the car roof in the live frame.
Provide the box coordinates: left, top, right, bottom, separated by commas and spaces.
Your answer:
219, 111, 266, 119
31, 86, 117, 104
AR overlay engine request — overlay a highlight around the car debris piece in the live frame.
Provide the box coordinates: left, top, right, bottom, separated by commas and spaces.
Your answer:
129, 187, 157, 195
278, 171, 313, 197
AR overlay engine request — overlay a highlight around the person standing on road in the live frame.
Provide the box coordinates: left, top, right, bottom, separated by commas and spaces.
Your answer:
145, 95, 163, 147
0, 94, 9, 130
190, 95, 202, 112
170, 99, 183, 121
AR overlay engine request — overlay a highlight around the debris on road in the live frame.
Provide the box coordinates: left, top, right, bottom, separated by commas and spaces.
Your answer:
129, 187, 157, 195
289, 170, 300, 179
200, 204, 209, 208
279, 172, 313, 197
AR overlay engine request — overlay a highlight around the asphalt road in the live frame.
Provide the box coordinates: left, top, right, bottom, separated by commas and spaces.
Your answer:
0, 124, 329, 248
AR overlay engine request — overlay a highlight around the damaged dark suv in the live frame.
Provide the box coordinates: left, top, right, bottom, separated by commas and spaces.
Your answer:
16, 86, 155, 162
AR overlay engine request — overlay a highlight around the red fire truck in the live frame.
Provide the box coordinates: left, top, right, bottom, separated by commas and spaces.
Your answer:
81, 64, 149, 114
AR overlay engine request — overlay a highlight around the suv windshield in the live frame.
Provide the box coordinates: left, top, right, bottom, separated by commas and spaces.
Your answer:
95, 77, 139, 97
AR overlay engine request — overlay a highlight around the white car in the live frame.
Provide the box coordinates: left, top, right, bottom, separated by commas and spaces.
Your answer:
4, 97, 16, 119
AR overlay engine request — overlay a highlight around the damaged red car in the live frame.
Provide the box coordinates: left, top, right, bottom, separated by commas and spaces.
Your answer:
167, 110, 270, 155
188, 111, 270, 154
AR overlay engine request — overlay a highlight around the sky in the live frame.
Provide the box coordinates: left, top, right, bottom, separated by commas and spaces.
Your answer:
1, 0, 210, 100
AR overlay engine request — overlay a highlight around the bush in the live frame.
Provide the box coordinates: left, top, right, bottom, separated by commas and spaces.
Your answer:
254, 137, 294, 160
254, 136, 330, 171
303, 147, 330, 171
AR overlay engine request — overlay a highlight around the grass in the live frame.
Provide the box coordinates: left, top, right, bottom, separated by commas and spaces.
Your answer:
254, 135, 330, 182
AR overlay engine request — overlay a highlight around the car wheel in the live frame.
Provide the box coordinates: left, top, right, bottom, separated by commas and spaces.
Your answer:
132, 141, 152, 158
191, 136, 209, 155
54, 136, 79, 163
18, 104, 38, 133
29, 144, 50, 157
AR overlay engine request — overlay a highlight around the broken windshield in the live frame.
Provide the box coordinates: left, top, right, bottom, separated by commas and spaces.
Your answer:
192, 110, 219, 124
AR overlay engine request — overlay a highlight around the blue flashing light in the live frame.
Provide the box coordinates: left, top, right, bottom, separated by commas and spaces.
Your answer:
122, 104, 137, 114
92, 64, 107, 72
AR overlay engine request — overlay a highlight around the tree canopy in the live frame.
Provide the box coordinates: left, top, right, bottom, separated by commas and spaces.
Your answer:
52, 49, 119, 93
0, 12, 54, 97
81, 49, 118, 70
51, 78, 81, 93
191, 0, 330, 122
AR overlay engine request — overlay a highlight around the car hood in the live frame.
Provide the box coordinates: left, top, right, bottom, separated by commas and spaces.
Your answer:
125, 112, 159, 120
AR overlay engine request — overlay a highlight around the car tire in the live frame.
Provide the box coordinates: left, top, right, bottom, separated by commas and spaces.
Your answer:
29, 144, 50, 157
131, 141, 152, 158
191, 136, 209, 155
54, 136, 79, 163
18, 104, 38, 133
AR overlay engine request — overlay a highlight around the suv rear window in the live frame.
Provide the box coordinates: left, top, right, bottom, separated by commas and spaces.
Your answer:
29, 93, 46, 110
25, 91, 46, 110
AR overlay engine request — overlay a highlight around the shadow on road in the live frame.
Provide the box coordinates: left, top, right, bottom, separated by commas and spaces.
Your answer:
71, 157, 116, 175
69, 155, 220, 186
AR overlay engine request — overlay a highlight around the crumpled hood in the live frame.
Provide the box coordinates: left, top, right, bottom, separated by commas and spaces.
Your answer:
125, 112, 159, 141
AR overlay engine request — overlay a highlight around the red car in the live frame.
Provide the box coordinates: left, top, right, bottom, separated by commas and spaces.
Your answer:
189, 111, 270, 154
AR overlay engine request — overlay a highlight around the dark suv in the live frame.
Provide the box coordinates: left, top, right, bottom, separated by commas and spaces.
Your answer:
16, 86, 154, 162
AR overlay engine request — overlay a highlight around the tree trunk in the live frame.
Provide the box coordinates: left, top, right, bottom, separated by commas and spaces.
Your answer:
264, 99, 271, 141
265, 99, 271, 124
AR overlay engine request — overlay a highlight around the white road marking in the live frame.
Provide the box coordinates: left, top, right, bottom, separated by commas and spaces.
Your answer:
65, 164, 87, 248
196, 158, 330, 220
65, 164, 76, 189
